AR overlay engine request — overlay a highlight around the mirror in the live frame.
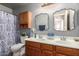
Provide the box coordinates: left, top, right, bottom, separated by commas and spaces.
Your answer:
53, 9, 75, 31
35, 13, 49, 31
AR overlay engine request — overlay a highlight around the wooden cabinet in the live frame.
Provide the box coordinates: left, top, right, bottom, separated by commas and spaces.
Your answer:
26, 46, 41, 56
42, 50, 53, 56
41, 43, 54, 51
19, 11, 32, 28
55, 53, 66, 56
25, 41, 41, 56
25, 41, 55, 56
26, 41, 40, 48
56, 46, 79, 56
25, 40, 79, 56
26, 46, 31, 56
41, 43, 55, 56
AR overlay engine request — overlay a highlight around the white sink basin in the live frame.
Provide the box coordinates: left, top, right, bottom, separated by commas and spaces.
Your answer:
55, 41, 79, 47
55, 41, 71, 45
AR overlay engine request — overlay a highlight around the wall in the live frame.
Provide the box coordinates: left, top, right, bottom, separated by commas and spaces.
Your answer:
0, 4, 13, 14
14, 3, 79, 37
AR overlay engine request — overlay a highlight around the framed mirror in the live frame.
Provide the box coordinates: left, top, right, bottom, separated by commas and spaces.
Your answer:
53, 9, 75, 31
35, 13, 49, 31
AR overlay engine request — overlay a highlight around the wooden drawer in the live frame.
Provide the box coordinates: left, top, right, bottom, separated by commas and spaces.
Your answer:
42, 50, 54, 56
55, 52, 66, 56
26, 41, 40, 48
26, 47, 41, 56
56, 46, 79, 56
41, 43, 55, 51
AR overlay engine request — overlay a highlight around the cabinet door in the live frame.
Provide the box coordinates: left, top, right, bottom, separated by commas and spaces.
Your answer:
26, 46, 41, 56
23, 12, 28, 24
33, 48, 41, 56
26, 41, 40, 48
56, 53, 66, 56
56, 46, 78, 56
41, 43, 55, 51
28, 12, 32, 28
42, 50, 54, 56
19, 11, 32, 28
25, 46, 31, 56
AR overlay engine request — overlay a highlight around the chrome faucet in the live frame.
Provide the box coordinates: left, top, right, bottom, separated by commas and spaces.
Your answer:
61, 36, 66, 41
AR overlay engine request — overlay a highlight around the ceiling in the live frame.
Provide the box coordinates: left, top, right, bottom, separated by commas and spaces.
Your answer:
0, 3, 55, 10
0, 3, 36, 9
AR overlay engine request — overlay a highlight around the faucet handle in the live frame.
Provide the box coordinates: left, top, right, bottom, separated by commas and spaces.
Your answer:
61, 36, 66, 41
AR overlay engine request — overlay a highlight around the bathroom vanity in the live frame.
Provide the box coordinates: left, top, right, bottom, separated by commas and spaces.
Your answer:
25, 37, 79, 56
24, 8, 78, 56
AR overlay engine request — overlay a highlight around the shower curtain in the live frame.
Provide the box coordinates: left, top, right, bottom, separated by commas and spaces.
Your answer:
0, 11, 20, 56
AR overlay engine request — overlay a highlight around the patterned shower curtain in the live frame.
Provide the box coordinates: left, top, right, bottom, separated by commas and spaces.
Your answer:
0, 11, 20, 56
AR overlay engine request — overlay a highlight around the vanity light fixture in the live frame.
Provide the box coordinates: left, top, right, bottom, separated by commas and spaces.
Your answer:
41, 3, 54, 7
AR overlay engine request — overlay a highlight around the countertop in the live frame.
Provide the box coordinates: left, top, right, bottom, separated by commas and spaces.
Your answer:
25, 37, 79, 49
